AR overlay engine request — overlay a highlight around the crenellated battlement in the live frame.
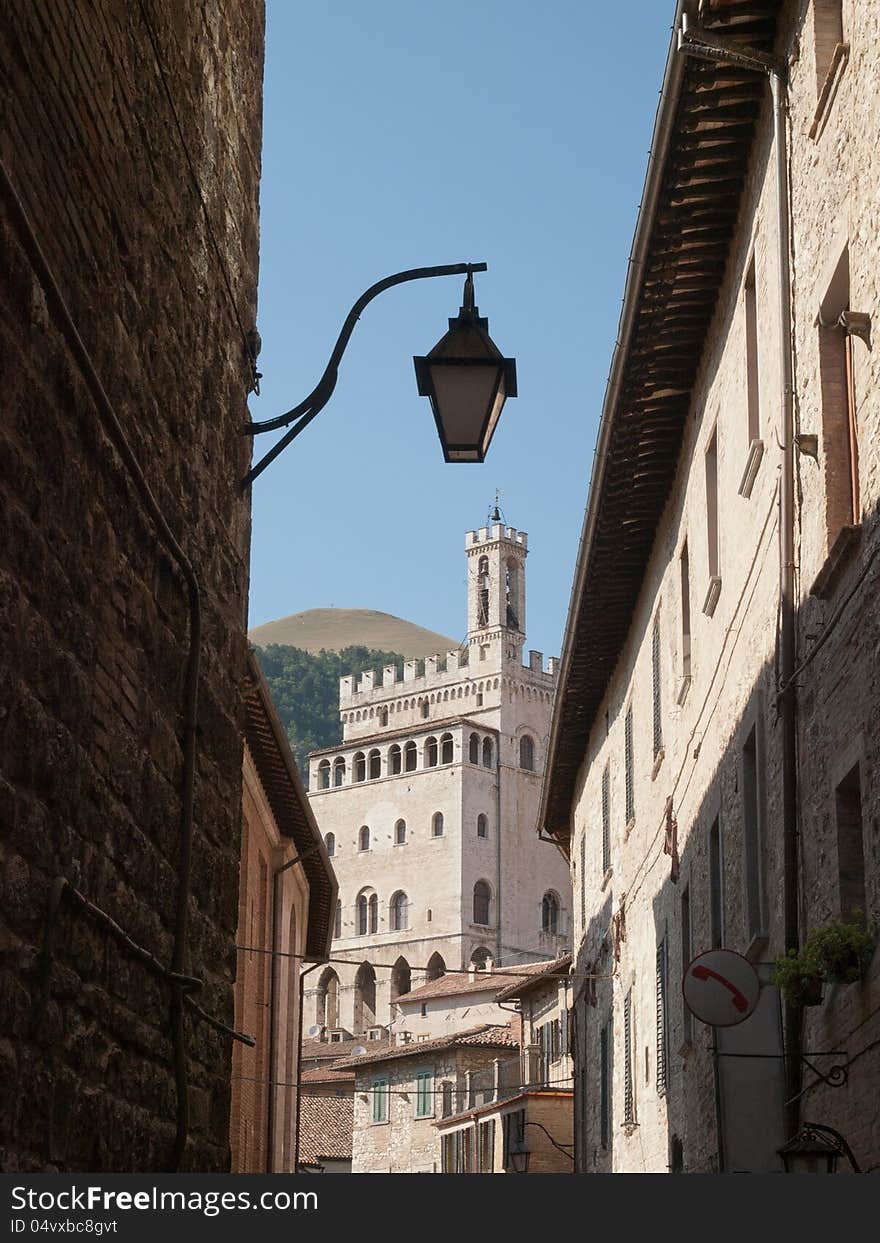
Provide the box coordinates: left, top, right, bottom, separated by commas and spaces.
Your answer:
466, 523, 528, 550
339, 647, 558, 711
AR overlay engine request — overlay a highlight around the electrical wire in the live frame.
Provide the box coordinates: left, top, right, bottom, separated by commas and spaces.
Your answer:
234, 942, 614, 981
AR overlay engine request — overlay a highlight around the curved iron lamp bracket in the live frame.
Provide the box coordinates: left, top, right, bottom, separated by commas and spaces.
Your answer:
241, 261, 488, 488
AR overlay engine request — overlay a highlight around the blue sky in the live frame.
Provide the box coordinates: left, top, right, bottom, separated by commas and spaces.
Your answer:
248, 0, 674, 659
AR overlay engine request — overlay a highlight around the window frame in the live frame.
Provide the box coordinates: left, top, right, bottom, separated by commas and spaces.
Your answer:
371, 1076, 390, 1125
414, 1069, 435, 1119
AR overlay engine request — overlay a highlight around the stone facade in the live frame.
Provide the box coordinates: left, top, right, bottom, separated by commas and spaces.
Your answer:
306, 523, 571, 1037
541, 0, 880, 1174
0, 3, 263, 1170
337, 1025, 519, 1174
230, 655, 336, 1173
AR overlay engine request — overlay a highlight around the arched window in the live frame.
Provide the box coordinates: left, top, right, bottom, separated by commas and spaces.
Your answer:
482, 737, 494, 768
469, 732, 480, 764
325, 832, 335, 857
519, 734, 535, 771
389, 744, 402, 776
426, 952, 446, 981
317, 967, 340, 1028
359, 825, 370, 852
542, 891, 560, 934
390, 957, 411, 1002
368, 893, 378, 934
421, 700, 430, 720
356, 893, 369, 936
368, 748, 381, 780
353, 752, 366, 783
379, 707, 388, 727
425, 736, 438, 768
354, 962, 376, 1031
334, 900, 342, 939
477, 555, 490, 626
390, 891, 409, 932
404, 740, 417, 772
505, 557, 520, 629
471, 946, 493, 972
440, 732, 453, 764
394, 819, 407, 845
333, 756, 345, 786
317, 759, 330, 790
432, 811, 444, 838
473, 880, 491, 926
477, 814, 488, 839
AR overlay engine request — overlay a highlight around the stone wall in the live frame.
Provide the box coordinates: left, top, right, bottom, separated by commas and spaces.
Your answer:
0, 0, 263, 1170
570, 0, 879, 1174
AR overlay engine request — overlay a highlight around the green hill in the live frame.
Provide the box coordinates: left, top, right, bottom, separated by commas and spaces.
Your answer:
253, 644, 410, 777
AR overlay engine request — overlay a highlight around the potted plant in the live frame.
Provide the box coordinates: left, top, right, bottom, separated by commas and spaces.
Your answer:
773, 947, 824, 1007
805, 914, 876, 985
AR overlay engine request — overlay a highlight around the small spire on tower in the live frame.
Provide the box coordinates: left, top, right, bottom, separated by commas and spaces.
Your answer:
488, 488, 505, 526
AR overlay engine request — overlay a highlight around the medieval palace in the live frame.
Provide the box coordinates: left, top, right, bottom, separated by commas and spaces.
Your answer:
305, 520, 571, 1037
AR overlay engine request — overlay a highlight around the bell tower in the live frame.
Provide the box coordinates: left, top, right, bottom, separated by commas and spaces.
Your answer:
465, 501, 528, 665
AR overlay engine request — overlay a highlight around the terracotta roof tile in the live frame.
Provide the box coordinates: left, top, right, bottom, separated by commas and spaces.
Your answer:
300, 1066, 356, 1086
298, 1094, 353, 1163
397, 960, 563, 1006
493, 955, 572, 1002
333, 1023, 518, 1070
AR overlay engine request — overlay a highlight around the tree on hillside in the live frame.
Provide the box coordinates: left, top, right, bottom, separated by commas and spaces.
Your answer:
253, 644, 410, 778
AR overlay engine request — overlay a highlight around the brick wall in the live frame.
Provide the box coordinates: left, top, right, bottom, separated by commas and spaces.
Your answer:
0, 0, 263, 1171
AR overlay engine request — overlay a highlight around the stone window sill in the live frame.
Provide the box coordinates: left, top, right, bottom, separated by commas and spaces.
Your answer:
810, 524, 862, 599
738, 437, 764, 499
745, 931, 769, 963
810, 43, 849, 141
651, 747, 665, 782
702, 576, 722, 618
677, 674, 692, 706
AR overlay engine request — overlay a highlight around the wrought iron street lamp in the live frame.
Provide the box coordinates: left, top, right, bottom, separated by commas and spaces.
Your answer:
414, 270, 517, 462
777, 1122, 862, 1174
242, 262, 515, 486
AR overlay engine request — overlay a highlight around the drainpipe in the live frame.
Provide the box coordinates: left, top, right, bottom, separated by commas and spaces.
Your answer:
294, 961, 322, 1173
266, 839, 326, 1171
676, 13, 801, 1136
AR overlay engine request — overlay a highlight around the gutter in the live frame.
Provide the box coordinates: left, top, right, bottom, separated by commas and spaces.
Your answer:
538, 0, 693, 843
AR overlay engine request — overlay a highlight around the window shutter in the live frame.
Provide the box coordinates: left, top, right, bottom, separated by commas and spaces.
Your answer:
656, 937, 668, 1096
623, 991, 634, 1124
625, 706, 635, 823
599, 1023, 610, 1149
652, 616, 662, 757
601, 764, 611, 874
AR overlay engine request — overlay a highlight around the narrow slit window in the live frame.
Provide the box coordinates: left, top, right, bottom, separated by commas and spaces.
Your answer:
705, 429, 719, 581
743, 724, 768, 940
680, 541, 692, 681
709, 817, 724, 949
744, 255, 760, 442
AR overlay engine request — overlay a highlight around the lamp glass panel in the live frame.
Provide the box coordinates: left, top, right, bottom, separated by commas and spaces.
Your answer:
428, 363, 502, 447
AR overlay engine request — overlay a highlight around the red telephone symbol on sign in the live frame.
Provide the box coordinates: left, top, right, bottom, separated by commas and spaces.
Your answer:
690, 963, 749, 1013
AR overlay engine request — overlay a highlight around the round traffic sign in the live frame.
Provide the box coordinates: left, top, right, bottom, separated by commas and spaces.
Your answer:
682, 949, 760, 1027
